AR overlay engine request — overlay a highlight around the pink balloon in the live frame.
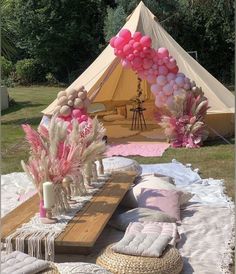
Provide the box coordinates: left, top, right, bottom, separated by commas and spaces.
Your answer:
163, 84, 173, 96
123, 44, 133, 55
117, 49, 125, 58
173, 84, 178, 91
158, 65, 168, 76
143, 47, 149, 53
166, 62, 176, 70
133, 32, 142, 42
140, 35, 152, 47
122, 59, 131, 68
157, 59, 164, 66
152, 64, 158, 69
72, 109, 82, 118
175, 76, 185, 87
114, 37, 126, 50
80, 115, 88, 122
153, 69, 158, 76
119, 29, 131, 41
143, 58, 153, 69
151, 84, 161, 94
127, 53, 134, 61
132, 57, 142, 68
109, 37, 116, 48
133, 42, 142, 51
155, 97, 163, 108
147, 75, 156, 84
167, 72, 176, 81
153, 56, 159, 63
140, 52, 145, 58
157, 47, 169, 59
169, 80, 175, 86
133, 50, 140, 56
170, 66, 179, 74
156, 75, 167, 86
163, 57, 169, 64
129, 39, 135, 46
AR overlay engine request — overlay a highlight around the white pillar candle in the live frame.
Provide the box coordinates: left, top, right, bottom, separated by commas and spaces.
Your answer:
43, 182, 55, 209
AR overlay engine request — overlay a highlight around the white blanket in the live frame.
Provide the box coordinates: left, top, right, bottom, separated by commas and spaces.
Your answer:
1, 161, 234, 274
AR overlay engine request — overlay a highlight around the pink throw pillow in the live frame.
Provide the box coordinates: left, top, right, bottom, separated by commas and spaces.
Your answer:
138, 188, 181, 221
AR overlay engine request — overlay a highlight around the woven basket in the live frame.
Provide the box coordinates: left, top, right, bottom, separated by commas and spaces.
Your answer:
38, 263, 60, 274
96, 244, 183, 274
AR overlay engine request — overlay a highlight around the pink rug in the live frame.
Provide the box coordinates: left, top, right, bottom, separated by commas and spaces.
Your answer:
106, 142, 170, 157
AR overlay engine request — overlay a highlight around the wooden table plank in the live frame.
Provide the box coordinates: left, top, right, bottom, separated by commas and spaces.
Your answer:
57, 173, 134, 246
1, 173, 134, 252
1, 194, 39, 239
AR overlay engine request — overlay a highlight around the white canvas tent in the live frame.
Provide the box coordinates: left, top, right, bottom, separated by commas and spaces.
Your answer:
43, 1, 234, 137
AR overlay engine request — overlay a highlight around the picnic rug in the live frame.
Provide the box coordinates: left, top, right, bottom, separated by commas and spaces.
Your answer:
1, 160, 235, 274
106, 142, 170, 157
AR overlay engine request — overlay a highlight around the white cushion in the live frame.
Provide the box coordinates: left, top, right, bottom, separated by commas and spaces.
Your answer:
109, 207, 177, 231
1, 251, 49, 274
98, 157, 142, 177
122, 174, 193, 208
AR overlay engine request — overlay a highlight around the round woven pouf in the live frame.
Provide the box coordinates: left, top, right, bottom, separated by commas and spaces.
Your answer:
96, 244, 183, 274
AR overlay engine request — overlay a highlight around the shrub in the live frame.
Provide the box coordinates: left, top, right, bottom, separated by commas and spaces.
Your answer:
1, 56, 14, 79
45, 72, 58, 85
15, 59, 46, 84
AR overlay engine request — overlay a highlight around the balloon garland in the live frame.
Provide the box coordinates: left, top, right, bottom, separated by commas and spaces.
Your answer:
110, 29, 209, 148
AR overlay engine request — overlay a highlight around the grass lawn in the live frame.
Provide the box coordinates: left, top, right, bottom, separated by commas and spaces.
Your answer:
1, 86, 235, 201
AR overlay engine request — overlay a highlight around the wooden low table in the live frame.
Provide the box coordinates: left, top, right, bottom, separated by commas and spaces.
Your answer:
1, 173, 134, 254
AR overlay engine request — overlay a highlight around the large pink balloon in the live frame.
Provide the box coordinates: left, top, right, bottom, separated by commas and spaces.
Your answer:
140, 35, 152, 47
157, 48, 169, 59
114, 37, 126, 50
133, 32, 142, 42
158, 65, 168, 76
109, 37, 116, 48
119, 29, 131, 41
156, 75, 167, 86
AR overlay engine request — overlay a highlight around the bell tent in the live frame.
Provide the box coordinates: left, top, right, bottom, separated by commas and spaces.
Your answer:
43, 1, 234, 137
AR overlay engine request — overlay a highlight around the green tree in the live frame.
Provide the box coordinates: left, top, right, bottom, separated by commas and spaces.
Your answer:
1, 0, 17, 59
11, 0, 109, 83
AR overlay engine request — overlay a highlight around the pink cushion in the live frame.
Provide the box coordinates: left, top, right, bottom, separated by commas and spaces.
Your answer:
138, 188, 181, 220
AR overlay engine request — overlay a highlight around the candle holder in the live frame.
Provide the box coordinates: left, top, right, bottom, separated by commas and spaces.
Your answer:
41, 207, 58, 224
62, 177, 77, 204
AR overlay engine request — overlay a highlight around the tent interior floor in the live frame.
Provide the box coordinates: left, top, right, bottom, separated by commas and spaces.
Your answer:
101, 120, 167, 143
